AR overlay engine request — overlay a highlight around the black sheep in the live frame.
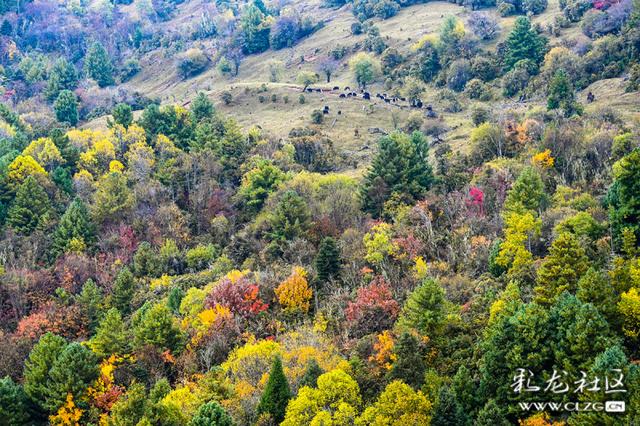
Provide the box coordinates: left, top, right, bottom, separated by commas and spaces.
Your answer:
339, 93, 346, 98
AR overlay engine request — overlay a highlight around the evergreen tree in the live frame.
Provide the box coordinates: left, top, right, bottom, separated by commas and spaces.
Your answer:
91, 307, 130, 358
503, 17, 547, 71
7, 175, 51, 235
315, 237, 341, 284
386, 332, 426, 389
240, 4, 271, 54
84, 41, 115, 87
52, 198, 96, 257
189, 401, 235, 426
45, 342, 99, 412
133, 241, 161, 278
576, 268, 619, 325
76, 279, 103, 332
361, 131, 433, 218
451, 365, 478, 419
398, 278, 446, 336
0, 19, 12, 36
111, 103, 133, 128
51, 166, 73, 194
609, 149, 640, 247
475, 399, 509, 426
534, 232, 589, 304
257, 356, 291, 424
299, 358, 324, 389
54, 90, 79, 126
133, 304, 184, 352
431, 385, 468, 426
191, 92, 215, 122
167, 286, 184, 314
112, 266, 135, 315
23, 333, 67, 413
268, 190, 311, 243
547, 69, 580, 116
45, 58, 78, 101
0, 377, 31, 426
503, 166, 545, 214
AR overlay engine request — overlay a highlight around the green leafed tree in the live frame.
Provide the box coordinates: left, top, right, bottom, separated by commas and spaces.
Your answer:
52, 198, 96, 257
315, 237, 341, 284
112, 266, 135, 315
547, 69, 581, 117
361, 131, 433, 218
189, 401, 235, 426
111, 103, 133, 128
503, 17, 547, 71
398, 278, 446, 337
54, 89, 79, 126
257, 356, 291, 424
84, 41, 115, 87
0, 377, 31, 426
90, 307, 130, 358
45, 58, 78, 101
7, 175, 51, 235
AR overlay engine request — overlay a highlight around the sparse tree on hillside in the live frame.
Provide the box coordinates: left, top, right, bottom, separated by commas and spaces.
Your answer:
84, 41, 115, 87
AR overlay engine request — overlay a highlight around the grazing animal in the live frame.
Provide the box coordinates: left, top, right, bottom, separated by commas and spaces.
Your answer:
316, 88, 322, 93
345, 86, 351, 91
333, 86, 340, 90
323, 105, 330, 111
347, 93, 352, 97
323, 109, 329, 114
587, 92, 595, 103
339, 93, 346, 98
400, 97, 406, 102
306, 88, 313, 93
363, 92, 370, 100
416, 100, 423, 108
338, 110, 342, 115
384, 98, 390, 103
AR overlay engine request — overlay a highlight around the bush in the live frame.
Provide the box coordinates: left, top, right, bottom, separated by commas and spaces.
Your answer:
468, 12, 500, 40
446, 59, 472, 92
351, 22, 363, 35
121, 59, 140, 82
299, 94, 306, 104
221, 91, 232, 105
502, 62, 531, 97
471, 55, 499, 82
471, 106, 491, 126
178, 48, 209, 78
497, 2, 516, 16
311, 110, 324, 124
465, 78, 490, 100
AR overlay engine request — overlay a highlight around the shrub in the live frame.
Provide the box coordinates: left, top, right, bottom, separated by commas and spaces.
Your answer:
311, 110, 324, 124
178, 48, 209, 78
467, 12, 500, 40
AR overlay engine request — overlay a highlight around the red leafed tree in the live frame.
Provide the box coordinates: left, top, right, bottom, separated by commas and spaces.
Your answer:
345, 276, 400, 338
467, 186, 485, 216
205, 274, 268, 319
14, 302, 88, 341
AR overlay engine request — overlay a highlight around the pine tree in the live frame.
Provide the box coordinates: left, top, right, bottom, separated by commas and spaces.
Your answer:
609, 149, 640, 248
45, 58, 78, 101
189, 401, 235, 426
268, 190, 311, 243
112, 266, 135, 315
111, 103, 133, 128
23, 333, 67, 413
315, 237, 341, 284
503, 166, 545, 214
534, 232, 589, 304
133, 304, 184, 352
475, 399, 509, 426
503, 17, 547, 71
54, 90, 79, 126
45, 342, 99, 412
386, 332, 426, 389
0, 377, 31, 426
84, 41, 114, 87
547, 69, 580, 116
191, 92, 215, 122
257, 356, 291, 424
52, 198, 96, 257
398, 278, 446, 336
299, 358, 324, 389
76, 279, 103, 332
576, 268, 619, 325
7, 176, 51, 235
91, 307, 130, 358
360, 131, 433, 218
431, 385, 468, 426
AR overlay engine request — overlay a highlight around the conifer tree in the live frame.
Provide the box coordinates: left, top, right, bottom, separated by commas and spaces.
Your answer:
7, 175, 51, 235
191, 92, 215, 122
91, 307, 130, 358
0, 377, 31, 426
52, 198, 96, 257
547, 69, 580, 116
84, 41, 114, 87
386, 331, 426, 389
54, 90, 79, 126
431, 385, 468, 426
361, 131, 433, 218
315, 237, 341, 284
503, 166, 545, 214
534, 232, 589, 304
576, 268, 619, 325
269, 190, 311, 243
609, 149, 640, 247
300, 358, 324, 389
189, 401, 235, 426
111, 103, 133, 128
503, 17, 547, 70
112, 266, 135, 315
45, 342, 99, 412
23, 333, 67, 413
76, 279, 103, 332
475, 400, 509, 426
45, 58, 78, 101
398, 278, 446, 336
133, 304, 184, 352
257, 356, 291, 424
